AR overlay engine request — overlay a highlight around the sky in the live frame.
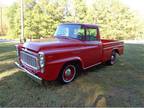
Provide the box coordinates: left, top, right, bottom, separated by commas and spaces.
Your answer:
0, 0, 16, 6
0, 0, 144, 16
121, 0, 144, 16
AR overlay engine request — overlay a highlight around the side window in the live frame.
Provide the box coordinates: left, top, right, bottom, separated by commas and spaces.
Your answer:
77, 29, 85, 36
75, 28, 85, 40
86, 28, 97, 41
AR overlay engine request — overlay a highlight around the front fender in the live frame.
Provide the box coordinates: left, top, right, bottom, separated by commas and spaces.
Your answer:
43, 57, 84, 81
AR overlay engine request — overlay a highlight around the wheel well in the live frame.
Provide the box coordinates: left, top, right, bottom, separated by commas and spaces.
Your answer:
113, 49, 120, 55
64, 60, 83, 69
61, 60, 83, 74
58, 60, 83, 80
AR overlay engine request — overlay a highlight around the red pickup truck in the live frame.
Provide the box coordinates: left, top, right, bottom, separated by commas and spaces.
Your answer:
15, 23, 124, 84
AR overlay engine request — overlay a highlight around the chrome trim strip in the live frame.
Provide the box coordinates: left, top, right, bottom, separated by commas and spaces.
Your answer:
102, 41, 123, 45
84, 62, 102, 70
103, 45, 124, 50
15, 62, 42, 84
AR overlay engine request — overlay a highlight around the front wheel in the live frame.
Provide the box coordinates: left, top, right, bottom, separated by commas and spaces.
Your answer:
107, 51, 117, 65
59, 64, 77, 84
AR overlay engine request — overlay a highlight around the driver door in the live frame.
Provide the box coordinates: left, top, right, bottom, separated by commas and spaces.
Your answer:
83, 27, 102, 67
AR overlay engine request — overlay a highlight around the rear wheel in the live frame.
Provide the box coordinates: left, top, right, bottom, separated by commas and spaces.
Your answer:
59, 64, 78, 84
107, 51, 117, 65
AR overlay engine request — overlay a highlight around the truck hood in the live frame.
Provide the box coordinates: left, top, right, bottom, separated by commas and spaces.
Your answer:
23, 38, 83, 52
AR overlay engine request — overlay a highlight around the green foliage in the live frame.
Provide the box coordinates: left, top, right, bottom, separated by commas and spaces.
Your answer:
24, 0, 65, 39
6, 3, 20, 38
5, 0, 144, 40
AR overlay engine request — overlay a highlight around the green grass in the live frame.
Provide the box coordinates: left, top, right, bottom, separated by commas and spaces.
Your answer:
0, 42, 144, 107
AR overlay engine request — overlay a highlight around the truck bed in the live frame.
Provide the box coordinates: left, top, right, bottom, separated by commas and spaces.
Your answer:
101, 39, 124, 62
102, 39, 123, 49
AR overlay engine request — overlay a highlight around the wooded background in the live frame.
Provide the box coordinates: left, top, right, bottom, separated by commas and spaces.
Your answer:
1, 0, 144, 40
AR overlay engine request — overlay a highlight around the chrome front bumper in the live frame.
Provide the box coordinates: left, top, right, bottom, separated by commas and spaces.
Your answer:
15, 62, 42, 84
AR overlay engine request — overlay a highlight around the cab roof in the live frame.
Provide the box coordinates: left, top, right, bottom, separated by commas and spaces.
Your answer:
61, 23, 99, 28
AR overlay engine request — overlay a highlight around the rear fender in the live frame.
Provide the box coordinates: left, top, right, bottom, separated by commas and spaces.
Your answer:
113, 47, 123, 55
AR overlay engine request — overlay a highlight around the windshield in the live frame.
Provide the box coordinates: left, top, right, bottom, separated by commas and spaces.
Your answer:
54, 24, 84, 40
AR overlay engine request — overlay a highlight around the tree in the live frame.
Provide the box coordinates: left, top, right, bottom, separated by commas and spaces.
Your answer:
6, 2, 20, 38
5, 0, 144, 40
24, 0, 66, 39
87, 0, 143, 39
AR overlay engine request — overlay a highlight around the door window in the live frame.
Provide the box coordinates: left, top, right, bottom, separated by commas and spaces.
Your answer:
86, 28, 97, 41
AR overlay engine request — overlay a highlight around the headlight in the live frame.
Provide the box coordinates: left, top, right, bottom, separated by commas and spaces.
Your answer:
39, 52, 45, 68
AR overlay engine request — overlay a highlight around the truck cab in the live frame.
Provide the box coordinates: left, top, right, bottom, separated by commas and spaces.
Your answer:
54, 24, 103, 67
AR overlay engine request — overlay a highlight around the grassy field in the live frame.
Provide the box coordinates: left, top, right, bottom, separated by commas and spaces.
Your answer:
0, 42, 144, 107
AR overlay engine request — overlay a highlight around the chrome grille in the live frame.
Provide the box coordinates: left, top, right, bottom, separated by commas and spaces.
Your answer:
20, 51, 39, 70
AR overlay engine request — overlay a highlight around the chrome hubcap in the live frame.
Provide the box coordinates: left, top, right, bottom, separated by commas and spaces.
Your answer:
111, 55, 115, 64
62, 65, 76, 83
65, 68, 71, 76
111, 55, 115, 61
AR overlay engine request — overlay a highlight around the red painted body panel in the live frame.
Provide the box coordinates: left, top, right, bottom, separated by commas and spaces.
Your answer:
16, 24, 124, 81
